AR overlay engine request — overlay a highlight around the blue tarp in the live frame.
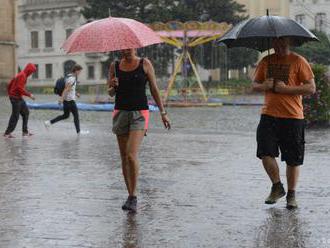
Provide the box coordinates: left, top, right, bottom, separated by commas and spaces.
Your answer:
26, 102, 159, 112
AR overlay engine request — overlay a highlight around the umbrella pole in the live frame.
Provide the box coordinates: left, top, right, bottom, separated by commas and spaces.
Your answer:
266, 9, 271, 79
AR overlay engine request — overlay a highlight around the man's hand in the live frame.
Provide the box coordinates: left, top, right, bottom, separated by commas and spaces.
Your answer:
76, 92, 81, 98
263, 78, 274, 91
30, 94, 36, 101
274, 81, 287, 94
58, 97, 64, 104
252, 78, 274, 92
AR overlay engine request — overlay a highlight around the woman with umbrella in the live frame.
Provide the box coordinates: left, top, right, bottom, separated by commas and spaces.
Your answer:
62, 17, 171, 212
108, 49, 171, 212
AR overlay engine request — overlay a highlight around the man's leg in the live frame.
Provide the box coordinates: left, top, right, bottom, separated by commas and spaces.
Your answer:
279, 118, 305, 209
262, 156, 281, 184
70, 101, 80, 133
287, 165, 300, 191
286, 165, 300, 209
5, 99, 21, 135
257, 115, 286, 204
262, 156, 286, 204
20, 100, 30, 134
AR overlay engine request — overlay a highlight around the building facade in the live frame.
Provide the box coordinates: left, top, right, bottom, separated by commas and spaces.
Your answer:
237, 0, 290, 17
17, 0, 109, 86
0, 0, 17, 84
289, 0, 330, 34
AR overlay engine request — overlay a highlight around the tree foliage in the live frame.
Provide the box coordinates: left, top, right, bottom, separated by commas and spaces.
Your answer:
293, 30, 330, 66
82, 0, 253, 76
304, 64, 330, 127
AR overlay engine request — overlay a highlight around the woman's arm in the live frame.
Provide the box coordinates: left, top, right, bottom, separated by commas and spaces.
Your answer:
107, 62, 117, 97
144, 58, 171, 129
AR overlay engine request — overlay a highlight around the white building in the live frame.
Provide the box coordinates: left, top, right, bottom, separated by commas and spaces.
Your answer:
289, 0, 330, 34
17, 0, 109, 86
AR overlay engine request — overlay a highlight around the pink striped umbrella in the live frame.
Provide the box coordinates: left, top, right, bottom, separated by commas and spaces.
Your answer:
62, 17, 163, 53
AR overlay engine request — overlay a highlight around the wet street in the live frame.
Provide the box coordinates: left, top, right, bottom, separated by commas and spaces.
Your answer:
0, 95, 329, 248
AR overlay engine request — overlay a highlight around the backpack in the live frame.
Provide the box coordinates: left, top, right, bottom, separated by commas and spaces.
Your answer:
54, 77, 66, 96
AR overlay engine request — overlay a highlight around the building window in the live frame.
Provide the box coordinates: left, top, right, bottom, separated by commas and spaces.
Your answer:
295, 14, 306, 26
66, 29, 73, 39
88, 65, 95, 79
315, 13, 327, 32
32, 64, 39, 79
45, 30, 53, 48
45, 64, 53, 79
31, 31, 39, 48
101, 62, 110, 79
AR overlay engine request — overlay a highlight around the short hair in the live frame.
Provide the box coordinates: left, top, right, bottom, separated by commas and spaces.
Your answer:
71, 64, 83, 73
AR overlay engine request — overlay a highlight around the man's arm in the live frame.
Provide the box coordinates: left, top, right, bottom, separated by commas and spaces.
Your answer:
252, 79, 274, 92
274, 79, 316, 95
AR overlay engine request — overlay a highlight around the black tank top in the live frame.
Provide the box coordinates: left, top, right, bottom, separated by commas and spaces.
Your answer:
114, 58, 149, 111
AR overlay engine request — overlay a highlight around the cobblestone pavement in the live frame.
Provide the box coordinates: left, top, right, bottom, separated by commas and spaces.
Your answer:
0, 96, 329, 248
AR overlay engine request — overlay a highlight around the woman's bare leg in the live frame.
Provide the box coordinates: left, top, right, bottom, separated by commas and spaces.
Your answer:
116, 134, 130, 194
126, 130, 145, 196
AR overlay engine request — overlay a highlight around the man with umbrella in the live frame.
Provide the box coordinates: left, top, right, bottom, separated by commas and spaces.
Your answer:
253, 37, 315, 209
218, 13, 318, 209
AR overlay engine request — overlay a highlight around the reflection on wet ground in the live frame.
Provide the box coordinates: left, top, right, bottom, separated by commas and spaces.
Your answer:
0, 96, 329, 248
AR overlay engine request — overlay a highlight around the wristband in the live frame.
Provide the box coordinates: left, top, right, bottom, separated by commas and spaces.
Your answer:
161, 110, 167, 116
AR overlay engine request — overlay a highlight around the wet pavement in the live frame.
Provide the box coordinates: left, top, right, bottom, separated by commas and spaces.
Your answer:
0, 95, 329, 248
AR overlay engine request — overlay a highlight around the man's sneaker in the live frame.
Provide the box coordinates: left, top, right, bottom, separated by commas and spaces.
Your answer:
286, 191, 298, 210
23, 132, 33, 137
3, 133, 15, 138
122, 196, 137, 212
265, 183, 286, 204
44, 120, 51, 129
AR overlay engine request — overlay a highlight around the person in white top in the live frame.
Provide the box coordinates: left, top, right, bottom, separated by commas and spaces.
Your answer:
44, 64, 83, 133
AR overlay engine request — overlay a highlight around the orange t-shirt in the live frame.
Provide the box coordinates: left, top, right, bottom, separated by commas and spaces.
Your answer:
254, 52, 314, 119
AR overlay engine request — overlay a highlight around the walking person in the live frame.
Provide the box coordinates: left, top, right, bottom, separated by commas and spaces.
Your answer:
252, 37, 316, 209
108, 49, 171, 212
44, 64, 82, 134
3, 63, 36, 138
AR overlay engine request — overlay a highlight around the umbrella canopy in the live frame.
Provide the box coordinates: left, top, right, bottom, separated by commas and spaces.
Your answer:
217, 15, 319, 51
62, 17, 163, 53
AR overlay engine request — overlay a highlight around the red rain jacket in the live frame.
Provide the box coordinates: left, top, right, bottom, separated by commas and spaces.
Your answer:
7, 63, 36, 99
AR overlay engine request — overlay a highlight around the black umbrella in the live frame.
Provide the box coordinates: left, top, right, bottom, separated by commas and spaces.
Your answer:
217, 11, 319, 52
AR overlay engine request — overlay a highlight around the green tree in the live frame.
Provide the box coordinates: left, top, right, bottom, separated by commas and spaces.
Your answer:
304, 64, 330, 127
82, 0, 250, 78
82, 0, 175, 23
293, 30, 330, 65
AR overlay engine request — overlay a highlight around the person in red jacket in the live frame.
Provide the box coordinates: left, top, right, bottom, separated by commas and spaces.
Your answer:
3, 63, 36, 138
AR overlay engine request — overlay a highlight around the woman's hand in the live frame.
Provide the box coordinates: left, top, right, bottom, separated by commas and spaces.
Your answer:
108, 87, 116, 97
161, 114, 171, 130
109, 77, 119, 88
